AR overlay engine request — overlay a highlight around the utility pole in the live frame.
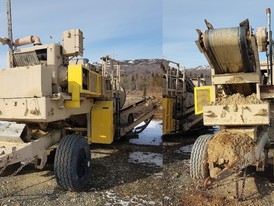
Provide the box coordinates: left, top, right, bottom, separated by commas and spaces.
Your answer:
7, 0, 14, 68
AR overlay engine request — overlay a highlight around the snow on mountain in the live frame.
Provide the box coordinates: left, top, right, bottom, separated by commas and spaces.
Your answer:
185, 65, 211, 77
91, 58, 211, 77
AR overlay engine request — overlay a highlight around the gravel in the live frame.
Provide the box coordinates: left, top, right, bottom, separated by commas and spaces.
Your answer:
1, 131, 274, 206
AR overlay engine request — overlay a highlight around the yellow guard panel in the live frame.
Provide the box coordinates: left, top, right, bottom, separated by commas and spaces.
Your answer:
162, 98, 175, 135
90, 101, 114, 144
194, 86, 213, 114
65, 65, 102, 108
65, 65, 82, 108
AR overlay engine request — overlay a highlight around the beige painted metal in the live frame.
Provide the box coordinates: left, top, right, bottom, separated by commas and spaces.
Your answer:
0, 130, 62, 169
0, 65, 52, 98
203, 104, 270, 126
62, 29, 83, 57
12, 43, 63, 90
13, 35, 42, 46
13, 44, 63, 66
256, 27, 267, 52
0, 97, 92, 122
212, 73, 260, 85
0, 29, 95, 171
194, 13, 274, 186
0, 27, 158, 183
0, 30, 95, 123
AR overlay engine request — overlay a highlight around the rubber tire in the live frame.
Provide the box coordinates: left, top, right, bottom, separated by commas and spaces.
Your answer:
190, 134, 213, 180
54, 134, 91, 191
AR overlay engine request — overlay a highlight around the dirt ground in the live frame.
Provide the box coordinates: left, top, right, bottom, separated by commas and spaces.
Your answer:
1, 130, 274, 205
166, 135, 274, 206
1, 92, 274, 206
214, 93, 266, 105
0, 140, 163, 206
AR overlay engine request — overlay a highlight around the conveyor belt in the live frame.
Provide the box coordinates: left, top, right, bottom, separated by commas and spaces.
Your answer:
197, 19, 257, 95
120, 98, 149, 113
202, 20, 256, 74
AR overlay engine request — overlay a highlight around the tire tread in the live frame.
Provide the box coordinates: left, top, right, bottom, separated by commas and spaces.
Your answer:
190, 134, 213, 180
54, 134, 91, 191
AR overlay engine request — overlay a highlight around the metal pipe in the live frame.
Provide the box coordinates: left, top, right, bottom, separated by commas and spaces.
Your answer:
7, 0, 14, 68
266, 8, 273, 85
13, 35, 42, 46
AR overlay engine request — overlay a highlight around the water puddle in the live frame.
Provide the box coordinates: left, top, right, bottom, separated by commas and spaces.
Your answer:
129, 120, 162, 146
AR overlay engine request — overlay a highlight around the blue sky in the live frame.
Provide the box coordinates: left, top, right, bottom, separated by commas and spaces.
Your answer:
163, 0, 273, 67
0, 0, 162, 67
0, 0, 273, 68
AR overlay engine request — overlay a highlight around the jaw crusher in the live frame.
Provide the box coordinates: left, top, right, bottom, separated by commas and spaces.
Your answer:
0, 30, 156, 191
191, 8, 274, 189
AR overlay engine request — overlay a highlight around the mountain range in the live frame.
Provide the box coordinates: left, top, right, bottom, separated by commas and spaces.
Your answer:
92, 58, 211, 77
120, 59, 211, 77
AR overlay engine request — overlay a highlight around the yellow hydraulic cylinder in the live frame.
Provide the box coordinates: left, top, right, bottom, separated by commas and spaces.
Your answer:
65, 65, 82, 108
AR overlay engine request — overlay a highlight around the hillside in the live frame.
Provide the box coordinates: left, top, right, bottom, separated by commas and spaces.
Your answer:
120, 59, 163, 75
114, 59, 161, 93
185, 65, 211, 78
93, 58, 211, 77
120, 59, 211, 77
93, 59, 211, 93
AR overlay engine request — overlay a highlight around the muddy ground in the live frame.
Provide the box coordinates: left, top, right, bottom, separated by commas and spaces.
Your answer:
1, 111, 274, 206
1, 130, 274, 206
0, 139, 163, 206
165, 136, 274, 206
